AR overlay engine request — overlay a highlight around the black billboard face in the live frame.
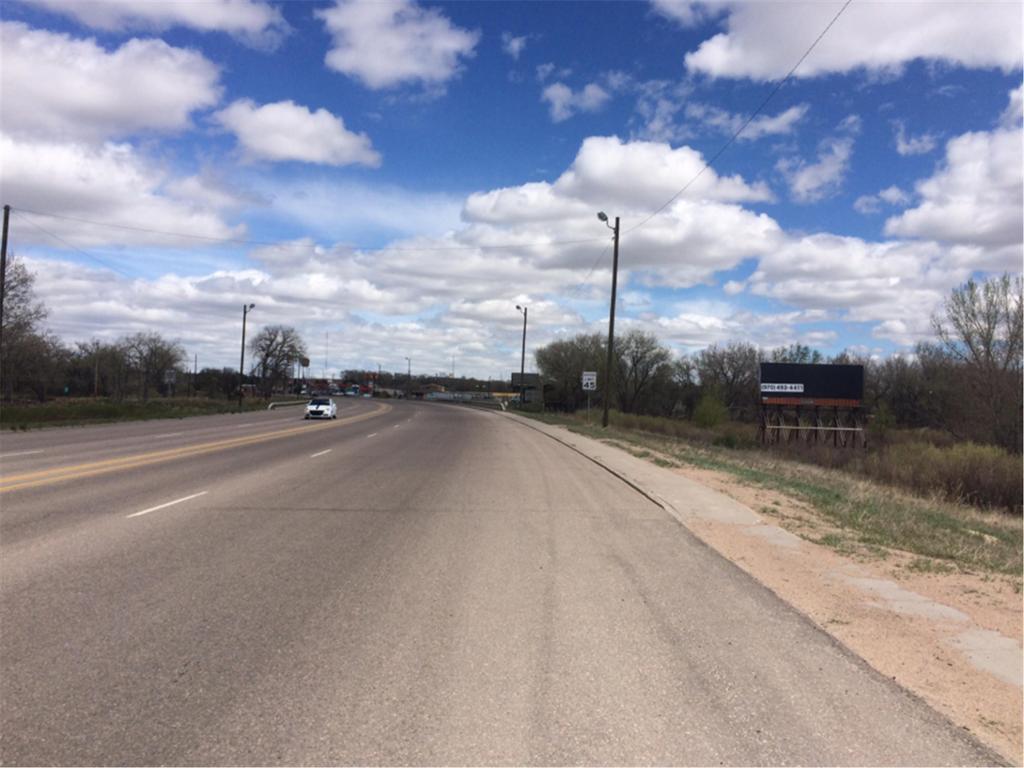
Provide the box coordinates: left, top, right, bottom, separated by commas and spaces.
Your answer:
759, 363, 864, 405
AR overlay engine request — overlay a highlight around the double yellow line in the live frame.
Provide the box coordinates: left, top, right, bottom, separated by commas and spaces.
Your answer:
0, 403, 391, 494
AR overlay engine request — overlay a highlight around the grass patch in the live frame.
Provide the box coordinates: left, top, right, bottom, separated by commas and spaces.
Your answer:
521, 411, 1023, 577
0, 397, 272, 428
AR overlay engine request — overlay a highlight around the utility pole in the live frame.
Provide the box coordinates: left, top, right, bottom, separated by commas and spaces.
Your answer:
598, 213, 620, 428
516, 304, 528, 406
238, 303, 254, 410
404, 357, 411, 398
0, 205, 10, 357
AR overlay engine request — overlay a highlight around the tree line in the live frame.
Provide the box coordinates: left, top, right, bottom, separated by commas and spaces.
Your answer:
536, 275, 1023, 454
0, 256, 310, 402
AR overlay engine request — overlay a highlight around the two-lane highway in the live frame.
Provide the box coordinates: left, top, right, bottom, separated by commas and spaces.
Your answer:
0, 402, 1000, 765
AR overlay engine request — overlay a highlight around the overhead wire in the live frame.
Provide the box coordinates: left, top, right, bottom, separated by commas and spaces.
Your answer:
625, 0, 853, 235
13, 210, 136, 279
8, 1, 853, 282
9, 206, 608, 254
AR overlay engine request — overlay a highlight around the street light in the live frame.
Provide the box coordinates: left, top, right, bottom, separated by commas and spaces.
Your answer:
238, 303, 255, 410
516, 304, 528, 406
597, 211, 620, 428
404, 356, 411, 398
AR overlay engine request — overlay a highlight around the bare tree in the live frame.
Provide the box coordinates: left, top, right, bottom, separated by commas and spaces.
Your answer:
929, 274, 1023, 451
250, 325, 308, 397
768, 343, 823, 364
615, 330, 671, 413
695, 341, 760, 418
534, 332, 605, 411
1, 257, 50, 400
122, 333, 186, 401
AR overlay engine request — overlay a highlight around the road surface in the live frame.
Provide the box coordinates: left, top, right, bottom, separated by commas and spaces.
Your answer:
0, 400, 999, 765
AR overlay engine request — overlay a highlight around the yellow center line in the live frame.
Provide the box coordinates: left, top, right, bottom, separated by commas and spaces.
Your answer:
0, 403, 391, 494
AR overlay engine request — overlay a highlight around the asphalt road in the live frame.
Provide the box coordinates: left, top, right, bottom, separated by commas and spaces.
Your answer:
0, 401, 999, 765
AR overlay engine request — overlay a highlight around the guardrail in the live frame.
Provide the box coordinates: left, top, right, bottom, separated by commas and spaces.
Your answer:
267, 400, 307, 410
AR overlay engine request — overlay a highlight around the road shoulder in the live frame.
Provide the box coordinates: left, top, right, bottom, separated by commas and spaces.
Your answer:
500, 410, 1023, 765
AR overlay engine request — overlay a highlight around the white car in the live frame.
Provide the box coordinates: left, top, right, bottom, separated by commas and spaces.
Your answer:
305, 397, 337, 420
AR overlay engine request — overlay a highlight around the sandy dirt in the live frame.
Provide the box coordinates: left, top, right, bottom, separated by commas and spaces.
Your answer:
668, 462, 1023, 765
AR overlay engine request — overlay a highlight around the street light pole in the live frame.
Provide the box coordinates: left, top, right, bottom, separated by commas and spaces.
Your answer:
0, 205, 11, 357
516, 304, 528, 406
405, 356, 411, 398
598, 212, 620, 428
238, 303, 254, 410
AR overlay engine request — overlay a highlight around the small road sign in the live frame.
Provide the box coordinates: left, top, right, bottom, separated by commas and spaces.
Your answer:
582, 371, 597, 391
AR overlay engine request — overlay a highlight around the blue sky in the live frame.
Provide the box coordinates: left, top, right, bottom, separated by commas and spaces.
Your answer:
1, 0, 1021, 378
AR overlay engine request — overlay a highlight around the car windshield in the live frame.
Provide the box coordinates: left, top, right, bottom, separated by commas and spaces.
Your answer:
309, 399, 330, 406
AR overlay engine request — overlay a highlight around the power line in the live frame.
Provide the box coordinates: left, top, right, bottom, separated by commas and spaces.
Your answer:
9, 206, 608, 255
625, 0, 853, 235
565, 241, 612, 300
13, 211, 135, 278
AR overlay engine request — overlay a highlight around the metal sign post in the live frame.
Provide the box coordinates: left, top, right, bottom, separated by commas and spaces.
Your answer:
582, 371, 597, 423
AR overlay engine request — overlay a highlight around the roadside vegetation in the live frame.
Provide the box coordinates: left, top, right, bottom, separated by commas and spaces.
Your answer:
526, 411, 1022, 578
1, 396, 272, 430
530, 274, 1022, 516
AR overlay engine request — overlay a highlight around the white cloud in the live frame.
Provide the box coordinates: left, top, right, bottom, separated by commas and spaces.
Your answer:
747, 234, 973, 344
316, 0, 479, 90
878, 186, 909, 205
680, 1, 1023, 80
685, 102, 808, 140
777, 115, 859, 203
213, 100, 380, 167
541, 82, 611, 122
0, 134, 243, 247
549, 135, 773, 207
885, 93, 1022, 256
1000, 84, 1024, 128
854, 185, 908, 214
893, 121, 937, 156
501, 32, 528, 59
0, 21, 221, 142
853, 195, 881, 215
22, 0, 287, 47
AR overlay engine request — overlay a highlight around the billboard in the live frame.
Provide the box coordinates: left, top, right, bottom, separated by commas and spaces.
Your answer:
511, 373, 541, 388
759, 363, 863, 407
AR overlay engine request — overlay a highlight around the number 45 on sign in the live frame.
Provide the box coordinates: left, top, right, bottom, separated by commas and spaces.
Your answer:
582, 371, 597, 391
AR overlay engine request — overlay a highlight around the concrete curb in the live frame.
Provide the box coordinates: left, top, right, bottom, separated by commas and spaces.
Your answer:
497, 411, 676, 515
267, 400, 307, 410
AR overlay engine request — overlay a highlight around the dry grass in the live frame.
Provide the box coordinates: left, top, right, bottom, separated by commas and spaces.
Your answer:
526, 412, 1023, 577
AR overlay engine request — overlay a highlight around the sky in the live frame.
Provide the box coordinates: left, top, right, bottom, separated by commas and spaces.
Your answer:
1, 0, 1021, 380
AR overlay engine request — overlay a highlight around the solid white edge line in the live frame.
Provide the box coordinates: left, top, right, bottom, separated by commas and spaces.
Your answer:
152, 432, 183, 439
0, 449, 45, 458
310, 449, 332, 458
366, 433, 378, 438
127, 491, 208, 519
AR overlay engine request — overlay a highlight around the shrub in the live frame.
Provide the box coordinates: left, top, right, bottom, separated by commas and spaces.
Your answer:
694, 392, 729, 428
865, 441, 1022, 513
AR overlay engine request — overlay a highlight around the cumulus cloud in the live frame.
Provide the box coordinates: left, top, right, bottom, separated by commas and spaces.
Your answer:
777, 116, 860, 203
685, 102, 808, 140
213, 100, 380, 167
893, 121, 937, 156
854, 185, 909, 214
21, 0, 287, 47
501, 32, 528, 59
679, 1, 1023, 79
541, 82, 611, 122
0, 134, 243, 247
0, 21, 221, 142
885, 90, 1022, 260
316, 0, 479, 90
746, 234, 974, 344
